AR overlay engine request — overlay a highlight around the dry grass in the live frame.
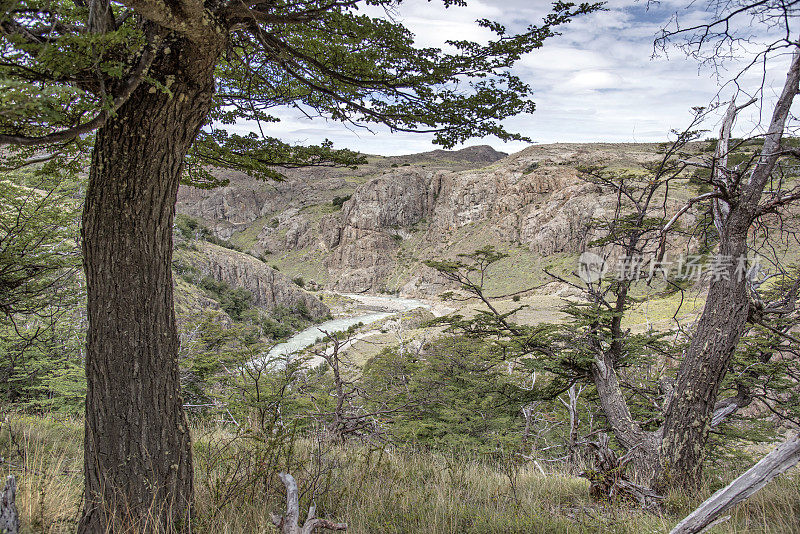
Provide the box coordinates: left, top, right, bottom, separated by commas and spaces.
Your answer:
1, 415, 83, 533
3, 414, 800, 533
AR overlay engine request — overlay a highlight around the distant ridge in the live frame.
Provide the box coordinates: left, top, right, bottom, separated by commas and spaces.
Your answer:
385, 145, 508, 165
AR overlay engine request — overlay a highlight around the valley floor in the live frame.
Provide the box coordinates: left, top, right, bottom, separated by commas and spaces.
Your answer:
5, 414, 800, 533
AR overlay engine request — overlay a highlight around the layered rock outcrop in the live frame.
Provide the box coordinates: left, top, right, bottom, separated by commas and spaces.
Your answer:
188, 243, 330, 319
316, 148, 616, 291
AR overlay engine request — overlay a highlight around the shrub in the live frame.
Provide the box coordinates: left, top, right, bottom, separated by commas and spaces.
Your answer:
523, 162, 539, 174
295, 300, 312, 320
174, 214, 243, 251
331, 195, 352, 209
175, 213, 201, 240
198, 276, 253, 321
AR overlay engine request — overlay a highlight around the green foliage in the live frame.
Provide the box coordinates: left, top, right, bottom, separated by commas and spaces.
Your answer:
294, 300, 311, 321
362, 336, 524, 453
196, 276, 253, 321
185, 134, 365, 186
331, 195, 351, 209
175, 213, 243, 251
0, 314, 86, 413
689, 167, 713, 193
175, 213, 204, 240
258, 314, 295, 340
0, 0, 601, 172
718, 266, 800, 428
0, 171, 84, 413
175, 258, 313, 338
0, 177, 80, 317
179, 311, 265, 406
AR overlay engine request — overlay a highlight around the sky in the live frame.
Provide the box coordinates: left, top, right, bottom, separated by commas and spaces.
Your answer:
231, 0, 798, 156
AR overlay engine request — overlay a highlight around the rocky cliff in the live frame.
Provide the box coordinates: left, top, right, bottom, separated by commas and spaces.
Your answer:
177, 242, 330, 319
176, 143, 699, 296
176, 145, 508, 242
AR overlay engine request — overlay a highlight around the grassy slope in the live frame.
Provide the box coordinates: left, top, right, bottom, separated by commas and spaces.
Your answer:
5, 414, 800, 534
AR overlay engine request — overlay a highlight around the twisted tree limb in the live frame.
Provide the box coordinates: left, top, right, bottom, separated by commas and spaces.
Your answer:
0, 475, 19, 534
581, 434, 663, 510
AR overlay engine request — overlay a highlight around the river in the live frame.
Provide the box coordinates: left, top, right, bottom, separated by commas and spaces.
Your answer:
266, 293, 430, 359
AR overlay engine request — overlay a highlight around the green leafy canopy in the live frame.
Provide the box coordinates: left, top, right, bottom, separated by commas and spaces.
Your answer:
0, 0, 602, 178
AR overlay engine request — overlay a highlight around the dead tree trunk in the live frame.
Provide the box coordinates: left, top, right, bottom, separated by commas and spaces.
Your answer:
659, 49, 800, 492
520, 403, 536, 452
590, 348, 662, 485
560, 384, 584, 465
669, 433, 800, 534
581, 434, 663, 510
271, 473, 347, 534
0, 476, 19, 534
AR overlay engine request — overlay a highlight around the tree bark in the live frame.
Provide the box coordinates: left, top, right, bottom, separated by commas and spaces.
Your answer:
1, 475, 19, 534
561, 384, 581, 465
590, 349, 662, 486
658, 229, 751, 491
78, 35, 221, 533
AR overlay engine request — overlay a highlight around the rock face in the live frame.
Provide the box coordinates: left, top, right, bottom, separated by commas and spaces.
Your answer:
316, 146, 624, 291
176, 143, 697, 296
321, 170, 439, 292
175, 145, 508, 241
176, 170, 351, 240
190, 243, 329, 319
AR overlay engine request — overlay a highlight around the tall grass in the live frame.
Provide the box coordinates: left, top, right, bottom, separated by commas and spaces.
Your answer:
2, 414, 799, 533
1, 414, 83, 533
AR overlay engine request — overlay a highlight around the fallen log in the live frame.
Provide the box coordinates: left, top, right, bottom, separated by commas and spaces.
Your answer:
670, 433, 800, 534
271, 472, 347, 534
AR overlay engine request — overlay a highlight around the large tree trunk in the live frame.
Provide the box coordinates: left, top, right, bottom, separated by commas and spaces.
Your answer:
78, 36, 220, 533
658, 229, 750, 491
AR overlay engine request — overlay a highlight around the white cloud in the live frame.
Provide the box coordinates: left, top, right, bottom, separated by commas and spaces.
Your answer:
567, 71, 627, 92
228, 0, 800, 155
